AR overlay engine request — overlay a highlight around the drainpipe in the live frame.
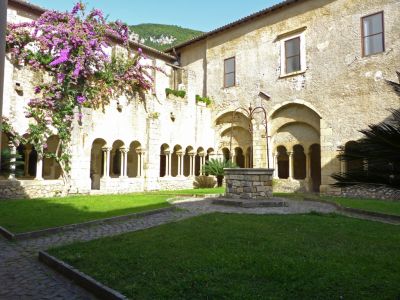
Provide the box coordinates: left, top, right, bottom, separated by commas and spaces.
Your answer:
0, 0, 8, 169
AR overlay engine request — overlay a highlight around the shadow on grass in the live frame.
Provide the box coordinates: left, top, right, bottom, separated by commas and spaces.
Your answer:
0, 194, 172, 234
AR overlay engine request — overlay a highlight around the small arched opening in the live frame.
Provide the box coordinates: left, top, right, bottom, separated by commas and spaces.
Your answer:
277, 146, 289, 179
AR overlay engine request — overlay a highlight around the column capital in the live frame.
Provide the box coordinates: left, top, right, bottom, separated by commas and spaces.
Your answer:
120, 147, 129, 154
163, 150, 171, 155
102, 147, 112, 152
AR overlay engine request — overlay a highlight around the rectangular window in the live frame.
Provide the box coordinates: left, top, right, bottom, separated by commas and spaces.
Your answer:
224, 57, 235, 88
285, 37, 301, 74
362, 12, 384, 56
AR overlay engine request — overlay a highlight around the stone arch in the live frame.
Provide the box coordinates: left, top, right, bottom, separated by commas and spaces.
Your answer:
110, 140, 125, 178
245, 147, 252, 168
206, 148, 215, 163
234, 147, 245, 168
268, 100, 322, 120
277, 146, 289, 179
43, 135, 62, 180
171, 145, 182, 177
195, 147, 205, 176
90, 138, 107, 190
15, 137, 37, 179
184, 146, 194, 177
160, 143, 170, 177
128, 141, 142, 178
293, 144, 306, 180
222, 147, 230, 162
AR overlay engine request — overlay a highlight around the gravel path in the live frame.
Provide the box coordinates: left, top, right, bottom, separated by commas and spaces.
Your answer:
0, 196, 386, 299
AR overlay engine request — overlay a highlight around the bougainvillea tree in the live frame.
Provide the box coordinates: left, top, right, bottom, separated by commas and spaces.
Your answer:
4, 2, 157, 185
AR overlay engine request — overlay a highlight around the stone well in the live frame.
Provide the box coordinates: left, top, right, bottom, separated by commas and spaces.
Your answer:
224, 168, 274, 200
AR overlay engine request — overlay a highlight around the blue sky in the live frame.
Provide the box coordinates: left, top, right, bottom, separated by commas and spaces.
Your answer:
31, 0, 282, 32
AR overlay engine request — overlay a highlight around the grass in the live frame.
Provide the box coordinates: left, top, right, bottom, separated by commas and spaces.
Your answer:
274, 193, 400, 216
49, 213, 400, 299
0, 188, 223, 233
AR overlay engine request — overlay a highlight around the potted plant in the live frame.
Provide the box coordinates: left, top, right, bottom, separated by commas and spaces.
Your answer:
202, 158, 237, 187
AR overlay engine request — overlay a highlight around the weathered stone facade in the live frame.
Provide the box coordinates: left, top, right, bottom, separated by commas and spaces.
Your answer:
1, 0, 399, 199
175, 0, 400, 196
225, 169, 273, 199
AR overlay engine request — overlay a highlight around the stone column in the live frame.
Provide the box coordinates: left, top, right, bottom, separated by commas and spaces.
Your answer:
199, 155, 205, 175
273, 153, 279, 179
35, 156, 43, 180
288, 151, 293, 180
120, 148, 128, 178
177, 152, 183, 177
139, 150, 145, 177
165, 151, 171, 177
8, 144, 16, 179
102, 147, 111, 178
306, 151, 312, 181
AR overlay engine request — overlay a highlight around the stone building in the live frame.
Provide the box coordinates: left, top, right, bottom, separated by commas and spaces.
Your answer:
0, 0, 399, 198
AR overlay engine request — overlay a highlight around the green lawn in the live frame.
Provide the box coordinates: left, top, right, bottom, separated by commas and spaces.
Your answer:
0, 188, 223, 233
49, 213, 400, 299
275, 192, 400, 217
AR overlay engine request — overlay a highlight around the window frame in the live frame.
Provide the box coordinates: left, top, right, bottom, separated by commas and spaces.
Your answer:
223, 57, 236, 88
284, 37, 301, 74
280, 31, 306, 77
361, 11, 385, 57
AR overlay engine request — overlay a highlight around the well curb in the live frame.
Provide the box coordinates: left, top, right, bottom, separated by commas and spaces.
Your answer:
39, 251, 128, 300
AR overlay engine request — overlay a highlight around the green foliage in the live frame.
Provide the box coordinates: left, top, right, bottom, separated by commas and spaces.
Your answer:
202, 159, 237, 177
332, 74, 400, 190
49, 214, 400, 299
129, 23, 203, 51
195, 95, 212, 106
0, 149, 24, 177
332, 108, 400, 189
193, 176, 216, 189
165, 88, 186, 98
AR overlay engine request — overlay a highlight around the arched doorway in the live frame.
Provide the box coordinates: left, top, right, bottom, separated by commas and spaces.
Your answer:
128, 141, 141, 178
90, 138, 107, 190
293, 145, 306, 180
234, 147, 245, 168
277, 146, 289, 179
160, 144, 170, 177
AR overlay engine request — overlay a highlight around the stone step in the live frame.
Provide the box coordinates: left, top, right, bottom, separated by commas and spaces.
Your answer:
211, 197, 288, 208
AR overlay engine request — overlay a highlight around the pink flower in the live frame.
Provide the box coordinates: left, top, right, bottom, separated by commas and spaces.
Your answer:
76, 95, 86, 104
49, 48, 70, 67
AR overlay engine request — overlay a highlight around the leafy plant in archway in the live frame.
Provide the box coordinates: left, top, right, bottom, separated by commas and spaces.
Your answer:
332, 73, 400, 190
202, 159, 238, 187
4, 2, 158, 188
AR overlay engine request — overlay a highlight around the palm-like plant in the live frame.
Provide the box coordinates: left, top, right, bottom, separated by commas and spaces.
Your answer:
202, 158, 237, 187
0, 149, 24, 177
331, 72, 400, 190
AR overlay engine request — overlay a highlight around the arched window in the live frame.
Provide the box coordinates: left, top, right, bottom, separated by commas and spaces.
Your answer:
235, 147, 245, 168
277, 146, 289, 179
160, 144, 170, 177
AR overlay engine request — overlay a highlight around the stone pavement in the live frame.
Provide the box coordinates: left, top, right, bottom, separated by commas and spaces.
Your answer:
0, 197, 385, 299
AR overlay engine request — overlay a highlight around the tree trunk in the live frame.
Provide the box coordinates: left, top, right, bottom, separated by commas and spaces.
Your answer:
217, 175, 224, 187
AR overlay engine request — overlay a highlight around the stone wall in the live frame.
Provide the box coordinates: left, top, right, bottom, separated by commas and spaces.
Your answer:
225, 169, 273, 199
0, 179, 64, 199
273, 179, 308, 193
340, 186, 400, 201
158, 177, 194, 191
